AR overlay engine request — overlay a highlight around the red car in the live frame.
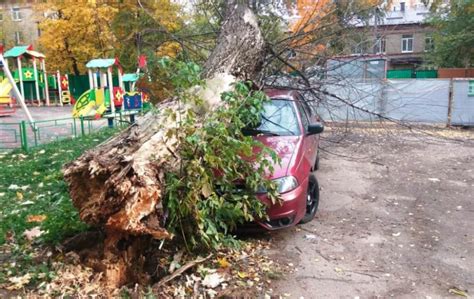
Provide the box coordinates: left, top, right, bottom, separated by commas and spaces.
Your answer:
243, 89, 324, 229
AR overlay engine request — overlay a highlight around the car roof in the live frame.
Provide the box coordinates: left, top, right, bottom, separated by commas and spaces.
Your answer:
264, 89, 299, 99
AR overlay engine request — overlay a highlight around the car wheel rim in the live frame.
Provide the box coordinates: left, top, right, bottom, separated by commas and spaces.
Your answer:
306, 181, 318, 215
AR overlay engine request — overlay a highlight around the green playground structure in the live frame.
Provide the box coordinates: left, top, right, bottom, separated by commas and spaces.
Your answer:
0, 45, 71, 109
72, 58, 150, 119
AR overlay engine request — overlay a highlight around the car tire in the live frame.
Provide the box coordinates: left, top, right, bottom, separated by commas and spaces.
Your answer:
299, 174, 319, 224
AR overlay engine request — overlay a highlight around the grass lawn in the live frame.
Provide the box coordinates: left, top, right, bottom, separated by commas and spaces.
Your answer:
0, 128, 118, 288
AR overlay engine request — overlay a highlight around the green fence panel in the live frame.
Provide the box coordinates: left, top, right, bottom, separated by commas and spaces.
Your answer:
68, 74, 90, 100
48, 75, 57, 89
387, 69, 415, 79
415, 70, 438, 78
0, 117, 110, 151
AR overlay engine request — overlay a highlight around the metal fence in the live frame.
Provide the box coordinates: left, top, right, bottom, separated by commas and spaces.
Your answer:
316, 78, 474, 126
0, 117, 109, 151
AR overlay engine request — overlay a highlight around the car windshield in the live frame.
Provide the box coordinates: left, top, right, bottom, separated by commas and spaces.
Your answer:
243, 99, 300, 136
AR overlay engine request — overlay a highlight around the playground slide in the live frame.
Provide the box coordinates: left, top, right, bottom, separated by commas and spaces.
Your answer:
0, 78, 13, 104
72, 89, 107, 118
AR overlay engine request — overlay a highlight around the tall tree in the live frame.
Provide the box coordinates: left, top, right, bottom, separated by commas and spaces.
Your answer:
111, 0, 183, 72
36, 1, 118, 75
427, 0, 474, 68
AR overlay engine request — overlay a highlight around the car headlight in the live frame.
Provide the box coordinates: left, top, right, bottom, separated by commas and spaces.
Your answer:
274, 176, 299, 193
257, 176, 299, 194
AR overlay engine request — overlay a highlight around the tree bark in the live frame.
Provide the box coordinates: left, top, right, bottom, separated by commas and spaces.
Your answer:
63, 1, 265, 287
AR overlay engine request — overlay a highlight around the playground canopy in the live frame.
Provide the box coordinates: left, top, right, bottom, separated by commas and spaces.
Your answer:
122, 73, 140, 82
4, 45, 46, 59
86, 58, 121, 69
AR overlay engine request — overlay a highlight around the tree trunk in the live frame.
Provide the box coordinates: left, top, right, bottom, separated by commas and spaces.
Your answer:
63, 1, 265, 287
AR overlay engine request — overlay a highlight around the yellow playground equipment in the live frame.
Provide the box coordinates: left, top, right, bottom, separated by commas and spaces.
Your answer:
73, 58, 148, 119
72, 58, 125, 118
0, 52, 35, 123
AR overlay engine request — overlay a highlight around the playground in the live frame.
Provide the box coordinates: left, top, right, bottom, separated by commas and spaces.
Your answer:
0, 45, 151, 151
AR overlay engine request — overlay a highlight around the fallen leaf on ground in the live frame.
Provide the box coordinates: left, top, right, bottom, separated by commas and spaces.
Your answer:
448, 287, 468, 297
8, 184, 19, 190
27, 215, 47, 223
202, 273, 225, 288
218, 257, 230, 269
7, 273, 31, 290
23, 227, 44, 241
16, 192, 24, 200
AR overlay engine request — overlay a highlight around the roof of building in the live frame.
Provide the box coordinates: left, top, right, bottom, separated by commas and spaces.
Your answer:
352, 4, 431, 27
86, 58, 121, 69
4, 45, 45, 59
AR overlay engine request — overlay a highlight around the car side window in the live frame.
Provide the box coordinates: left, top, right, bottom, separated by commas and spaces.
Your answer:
296, 100, 310, 133
298, 94, 314, 119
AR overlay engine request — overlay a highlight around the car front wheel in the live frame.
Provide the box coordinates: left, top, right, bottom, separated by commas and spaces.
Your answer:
299, 174, 319, 224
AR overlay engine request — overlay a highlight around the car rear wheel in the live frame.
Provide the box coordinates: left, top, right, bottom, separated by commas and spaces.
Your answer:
299, 175, 319, 224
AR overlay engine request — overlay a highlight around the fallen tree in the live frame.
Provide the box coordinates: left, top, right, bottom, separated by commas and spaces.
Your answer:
63, 0, 271, 287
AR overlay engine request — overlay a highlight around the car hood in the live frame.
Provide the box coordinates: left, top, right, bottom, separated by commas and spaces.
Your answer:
253, 135, 301, 179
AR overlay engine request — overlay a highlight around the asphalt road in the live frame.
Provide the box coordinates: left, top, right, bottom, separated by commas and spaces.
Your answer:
267, 127, 474, 298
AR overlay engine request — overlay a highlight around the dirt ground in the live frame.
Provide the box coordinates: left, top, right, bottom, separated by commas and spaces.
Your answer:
267, 126, 474, 298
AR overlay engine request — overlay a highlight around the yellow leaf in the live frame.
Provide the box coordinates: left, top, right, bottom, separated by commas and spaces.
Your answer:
16, 192, 23, 200
448, 287, 468, 297
217, 257, 230, 269
237, 271, 248, 279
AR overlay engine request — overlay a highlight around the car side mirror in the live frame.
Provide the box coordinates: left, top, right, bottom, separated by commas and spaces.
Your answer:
307, 123, 324, 135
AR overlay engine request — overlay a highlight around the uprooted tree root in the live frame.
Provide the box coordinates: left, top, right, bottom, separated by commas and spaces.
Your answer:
18, 232, 284, 297
60, 230, 177, 288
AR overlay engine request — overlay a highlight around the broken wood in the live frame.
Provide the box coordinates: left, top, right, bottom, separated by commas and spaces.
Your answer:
153, 254, 212, 288
63, 0, 266, 287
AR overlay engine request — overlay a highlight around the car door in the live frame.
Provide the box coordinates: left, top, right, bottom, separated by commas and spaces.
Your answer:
298, 95, 319, 166
295, 96, 317, 170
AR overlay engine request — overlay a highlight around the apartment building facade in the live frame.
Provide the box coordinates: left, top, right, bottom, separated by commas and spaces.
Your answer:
344, 0, 445, 70
0, 2, 41, 49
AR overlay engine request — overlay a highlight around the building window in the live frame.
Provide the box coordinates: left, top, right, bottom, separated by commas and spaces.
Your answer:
425, 35, 434, 51
12, 8, 22, 21
374, 36, 386, 54
351, 38, 368, 55
401, 34, 413, 53
351, 43, 364, 54
14, 31, 22, 45
400, 2, 405, 12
